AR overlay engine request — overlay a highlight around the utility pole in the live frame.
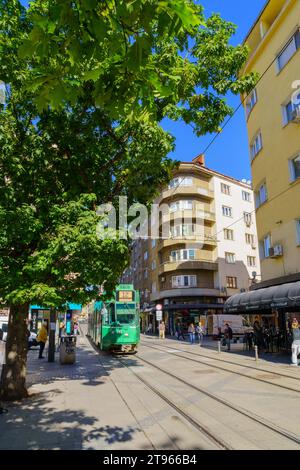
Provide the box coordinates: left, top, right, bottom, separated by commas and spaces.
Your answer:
48, 308, 56, 362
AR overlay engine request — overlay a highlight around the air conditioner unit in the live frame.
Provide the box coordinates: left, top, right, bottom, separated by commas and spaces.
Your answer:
269, 244, 283, 258
291, 106, 300, 123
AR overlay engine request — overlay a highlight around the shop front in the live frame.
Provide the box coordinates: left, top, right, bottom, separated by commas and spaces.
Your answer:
165, 303, 224, 336
224, 280, 300, 352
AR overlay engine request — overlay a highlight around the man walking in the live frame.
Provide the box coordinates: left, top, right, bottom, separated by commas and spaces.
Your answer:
196, 323, 204, 346
37, 321, 48, 359
224, 323, 233, 351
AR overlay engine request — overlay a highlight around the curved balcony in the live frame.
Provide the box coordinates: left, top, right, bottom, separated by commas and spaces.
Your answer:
161, 185, 214, 202
159, 209, 216, 226
157, 233, 218, 251
158, 259, 218, 275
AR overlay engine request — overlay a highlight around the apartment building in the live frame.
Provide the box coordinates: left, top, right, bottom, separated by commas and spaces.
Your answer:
225, 0, 300, 325
241, 0, 300, 286
122, 155, 260, 333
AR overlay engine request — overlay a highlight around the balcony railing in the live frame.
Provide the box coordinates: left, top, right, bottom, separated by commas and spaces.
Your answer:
158, 259, 218, 275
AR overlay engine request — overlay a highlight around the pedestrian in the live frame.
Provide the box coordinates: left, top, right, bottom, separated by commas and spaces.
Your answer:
224, 323, 233, 351
73, 322, 80, 336
59, 321, 65, 338
196, 323, 204, 346
176, 322, 185, 340
37, 321, 48, 359
188, 323, 195, 344
253, 320, 264, 350
159, 321, 165, 339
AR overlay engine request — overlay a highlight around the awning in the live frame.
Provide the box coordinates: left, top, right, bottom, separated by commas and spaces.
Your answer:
224, 280, 300, 313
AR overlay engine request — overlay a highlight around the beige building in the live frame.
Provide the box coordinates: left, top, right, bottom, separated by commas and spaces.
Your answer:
122, 155, 260, 334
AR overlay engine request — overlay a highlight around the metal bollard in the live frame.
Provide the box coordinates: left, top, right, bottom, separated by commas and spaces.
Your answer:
254, 345, 258, 362
217, 340, 221, 354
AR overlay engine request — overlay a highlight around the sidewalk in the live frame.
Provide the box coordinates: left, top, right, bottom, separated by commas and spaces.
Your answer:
142, 333, 293, 366
0, 328, 151, 450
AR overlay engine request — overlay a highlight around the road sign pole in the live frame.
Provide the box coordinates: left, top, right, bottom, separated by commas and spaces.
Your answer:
48, 309, 56, 363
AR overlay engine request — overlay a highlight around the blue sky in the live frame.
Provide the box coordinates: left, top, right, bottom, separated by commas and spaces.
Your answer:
20, 0, 266, 180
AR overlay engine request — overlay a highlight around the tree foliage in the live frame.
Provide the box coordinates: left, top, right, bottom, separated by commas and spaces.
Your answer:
0, 0, 257, 309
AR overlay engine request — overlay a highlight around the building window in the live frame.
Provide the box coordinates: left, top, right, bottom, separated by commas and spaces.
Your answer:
144, 251, 148, 261
225, 252, 236, 264
289, 155, 300, 181
222, 206, 232, 217
170, 249, 196, 262
151, 238, 156, 248
170, 224, 196, 238
144, 270, 148, 279
226, 276, 237, 289
247, 256, 256, 267
282, 100, 295, 125
172, 275, 197, 288
244, 212, 252, 226
245, 233, 255, 245
242, 190, 251, 202
245, 89, 257, 118
261, 234, 272, 259
169, 176, 193, 189
296, 220, 300, 245
152, 282, 157, 293
255, 182, 268, 208
169, 200, 193, 212
221, 183, 231, 195
151, 260, 156, 270
224, 228, 234, 240
277, 30, 300, 72
250, 132, 263, 160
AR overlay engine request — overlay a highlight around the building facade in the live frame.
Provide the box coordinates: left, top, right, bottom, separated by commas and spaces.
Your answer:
122, 156, 260, 334
241, 0, 300, 288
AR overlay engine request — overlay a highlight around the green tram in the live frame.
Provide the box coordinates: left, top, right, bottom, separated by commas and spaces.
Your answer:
88, 284, 140, 354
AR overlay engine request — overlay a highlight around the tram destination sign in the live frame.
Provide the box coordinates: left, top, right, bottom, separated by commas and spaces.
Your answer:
117, 290, 133, 302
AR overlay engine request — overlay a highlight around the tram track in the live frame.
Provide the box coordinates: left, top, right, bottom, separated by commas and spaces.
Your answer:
141, 341, 300, 393
85, 331, 228, 450
129, 352, 300, 448
85, 327, 300, 449
116, 356, 231, 450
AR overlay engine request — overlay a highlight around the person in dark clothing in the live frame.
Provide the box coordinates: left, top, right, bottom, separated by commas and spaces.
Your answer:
176, 322, 185, 340
253, 321, 264, 350
224, 323, 233, 351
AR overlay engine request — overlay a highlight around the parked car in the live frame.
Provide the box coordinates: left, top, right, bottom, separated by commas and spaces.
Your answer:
0, 322, 8, 341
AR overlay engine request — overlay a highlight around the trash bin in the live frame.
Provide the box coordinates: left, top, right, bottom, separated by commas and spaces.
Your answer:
59, 335, 76, 365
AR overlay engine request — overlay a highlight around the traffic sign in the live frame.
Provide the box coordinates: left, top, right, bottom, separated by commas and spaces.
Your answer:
156, 304, 163, 311
156, 311, 162, 321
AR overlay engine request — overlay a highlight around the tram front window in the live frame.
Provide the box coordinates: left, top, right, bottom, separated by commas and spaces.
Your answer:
117, 313, 136, 325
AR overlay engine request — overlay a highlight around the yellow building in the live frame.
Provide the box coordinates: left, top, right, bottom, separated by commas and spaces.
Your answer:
225, 0, 300, 336
242, 0, 300, 287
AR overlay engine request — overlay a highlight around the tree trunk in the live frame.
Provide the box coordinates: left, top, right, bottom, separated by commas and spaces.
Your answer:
0, 303, 29, 401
